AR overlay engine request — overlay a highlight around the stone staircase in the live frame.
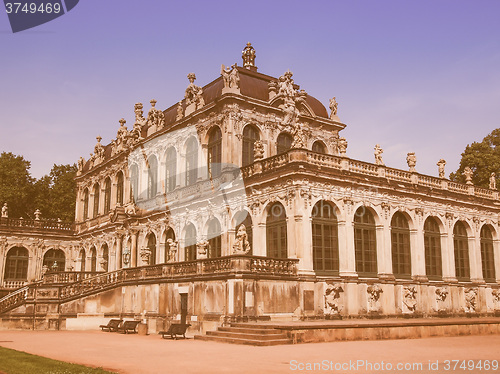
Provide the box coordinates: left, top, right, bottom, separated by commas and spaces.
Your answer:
194, 323, 293, 346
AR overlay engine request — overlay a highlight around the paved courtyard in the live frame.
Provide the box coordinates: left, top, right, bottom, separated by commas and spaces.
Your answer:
0, 330, 499, 373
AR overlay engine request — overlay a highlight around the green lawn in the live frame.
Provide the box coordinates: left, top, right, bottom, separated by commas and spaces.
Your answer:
0, 346, 117, 374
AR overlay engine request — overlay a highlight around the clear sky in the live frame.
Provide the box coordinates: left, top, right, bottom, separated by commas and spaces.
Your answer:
1, 0, 499, 178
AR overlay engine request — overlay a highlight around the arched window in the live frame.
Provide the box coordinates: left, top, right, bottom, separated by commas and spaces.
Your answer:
242, 125, 260, 166
165, 147, 177, 193
79, 249, 86, 272
424, 217, 442, 279
147, 156, 158, 199
43, 249, 65, 272
453, 221, 470, 280
207, 218, 222, 258
90, 247, 97, 272
164, 228, 176, 262
104, 177, 111, 214
266, 202, 287, 258
234, 211, 253, 254
102, 244, 109, 272
184, 223, 197, 261
116, 171, 124, 206
208, 127, 222, 178
312, 201, 339, 272
4, 247, 29, 280
312, 141, 326, 154
93, 183, 100, 218
83, 188, 89, 220
391, 212, 411, 278
130, 164, 139, 202
147, 233, 156, 265
185, 137, 198, 186
480, 225, 496, 282
354, 207, 377, 275
276, 133, 293, 155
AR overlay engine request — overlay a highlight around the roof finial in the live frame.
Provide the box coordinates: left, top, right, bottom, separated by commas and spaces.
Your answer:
242, 42, 257, 71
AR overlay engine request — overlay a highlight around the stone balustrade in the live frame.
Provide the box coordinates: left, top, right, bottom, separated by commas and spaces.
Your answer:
0, 217, 74, 232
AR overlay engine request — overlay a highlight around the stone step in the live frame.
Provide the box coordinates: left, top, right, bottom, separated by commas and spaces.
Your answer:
206, 330, 288, 340
218, 326, 284, 334
230, 323, 278, 329
194, 334, 292, 346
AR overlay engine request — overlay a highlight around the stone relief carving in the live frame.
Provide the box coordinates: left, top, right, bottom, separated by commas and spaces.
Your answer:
324, 283, 343, 315
490, 172, 496, 190
166, 239, 178, 263
139, 247, 152, 265
406, 152, 417, 173
338, 137, 348, 156
233, 224, 251, 254
197, 240, 209, 259
176, 102, 184, 121
146, 99, 165, 132
402, 286, 417, 313
253, 140, 264, 160
463, 167, 473, 185
464, 288, 477, 313
435, 287, 448, 312
374, 144, 384, 166
492, 289, 500, 310
1, 203, 8, 218
367, 284, 383, 313
437, 159, 446, 178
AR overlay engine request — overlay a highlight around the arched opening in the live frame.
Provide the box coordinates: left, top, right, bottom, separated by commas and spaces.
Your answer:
266, 202, 287, 258
116, 171, 124, 206
164, 228, 176, 262
391, 212, 411, 278
354, 207, 377, 276
312, 141, 326, 154
480, 225, 496, 282
104, 177, 111, 214
83, 188, 89, 220
312, 201, 339, 272
79, 249, 86, 272
165, 147, 177, 193
93, 183, 100, 218
90, 247, 97, 272
207, 218, 222, 258
130, 164, 139, 202
453, 221, 470, 281
102, 244, 109, 272
185, 137, 198, 186
43, 249, 65, 272
424, 217, 442, 279
4, 247, 29, 280
242, 125, 260, 166
147, 156, 158, 199
184, 223, 197, 261
147, 233, 157, 265
208, 127, 222, 178
276, 133, 293, 155
234, 211, 253, 254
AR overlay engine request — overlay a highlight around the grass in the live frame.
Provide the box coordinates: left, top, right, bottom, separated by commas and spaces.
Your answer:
0, 346, 117, 374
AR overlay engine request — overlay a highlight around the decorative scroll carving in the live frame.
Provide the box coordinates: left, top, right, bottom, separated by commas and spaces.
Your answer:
324, 283, 343, 315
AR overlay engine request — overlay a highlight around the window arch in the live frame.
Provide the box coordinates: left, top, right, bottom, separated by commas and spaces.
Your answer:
266, 202, 287, 258
90, 247, 97, 272
4, 247, 29, 280
234, 211, 253, 254
424, 217, 442, 279
165, 147, 177, 193
79, 249, 86, 272
104, 177, 111, 214
147, 233, 156, 265
312, 141, 326, 154
164, 227, 176, 262
83, 188, 89, 220
480, 225, 496, 282
43, 249, 65, 272
354, 207, 377, 275
207, 218, 222, 258
276, 133, 293, 155
453, 221, 470, 280
312, 201, 339, 272
242, 125, 260, 166
130, 164, 139, 202
185, 137, 198, 186
93, 183, 100, 218
116, 171, 124, 206
147, 156, 158, 199
391, 212, 411, 278
208, 127, 222, 178
184, 223, 197, 261
102, 244, 109, 272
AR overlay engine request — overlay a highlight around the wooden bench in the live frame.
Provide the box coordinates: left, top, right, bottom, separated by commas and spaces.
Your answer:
158, 323, 191, 340
117, 320, 141, 334
99, 319, 123, 332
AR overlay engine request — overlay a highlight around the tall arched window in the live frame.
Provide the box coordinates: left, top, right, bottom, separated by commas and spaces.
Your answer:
266, 202, 287, 258
116, 171, 124, 206
4, 247, 29, 280
312, 201, 339, 272
102, 244, 109, 272
234, 211, 253, 254
354, 207, 377, 275
147, 156, 158, 199
453, 221, 470, 281
391, 212, 411, 278
207, 218, 222, 258
43, 249, 65, 272
185, 137, 198, 186
165, 147, 177, 193
276, 133, 293, 155
312, 141, 326, 154
480, 225, 496, 282
164, 228, 176, 262
424, 217, 442, 279
90, 247, 97, 272
83, 188, 89, 220
79, 249, 86, 272
130, 164, 139, 202
93, 184, 100, 218
147, 233, 156, 265
104, 177, 111, 214
184, 223, 197, 261
242, 125, 260, 166
208, 127, 222, 178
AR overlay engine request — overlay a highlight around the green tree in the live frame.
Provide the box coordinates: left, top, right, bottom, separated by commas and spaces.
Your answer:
0, 152, 34, 218
450, 129, 500, 189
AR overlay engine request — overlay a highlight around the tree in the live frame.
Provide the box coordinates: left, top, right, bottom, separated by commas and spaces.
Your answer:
450, 129, 500, 189
0, 152, 34, 218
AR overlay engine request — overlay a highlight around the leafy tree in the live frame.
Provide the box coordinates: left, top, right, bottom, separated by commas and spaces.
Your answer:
46, 164, 77, 221
450, 129, 500, 189
0, 152, 34, 218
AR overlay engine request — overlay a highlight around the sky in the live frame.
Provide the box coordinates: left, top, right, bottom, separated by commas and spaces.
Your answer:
1, 0, 500, 179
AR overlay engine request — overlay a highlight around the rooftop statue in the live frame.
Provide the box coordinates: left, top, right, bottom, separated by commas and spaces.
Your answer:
242, 42, 257, 70
490, 172, 496, 190
221, 63, 240, 90
374, 144, 384, 166
463, 167, 473, 185
437, 159, 446, 178
329, 97, 338, 118
146, 99, 166, 131
406, 152, 417, 172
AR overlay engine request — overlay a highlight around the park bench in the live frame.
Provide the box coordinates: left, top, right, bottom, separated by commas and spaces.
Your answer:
158, 323, 191, 340
117, 320, 141, 334
99, 319, 123, 332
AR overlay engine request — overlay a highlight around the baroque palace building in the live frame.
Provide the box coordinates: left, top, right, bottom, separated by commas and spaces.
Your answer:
1, 44, 499, 332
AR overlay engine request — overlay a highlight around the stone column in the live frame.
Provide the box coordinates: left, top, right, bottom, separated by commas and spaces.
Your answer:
131, 230, 138, 268
253, 221, 266, 256
442, 226, 456, 282
494, 237, 500, 283
377, 222, 393, 278
116, 233, 123, 269
469, 232, 482, 283
75, 188, 82, 222
411, 222, 426, 280
339, 218, 357, 277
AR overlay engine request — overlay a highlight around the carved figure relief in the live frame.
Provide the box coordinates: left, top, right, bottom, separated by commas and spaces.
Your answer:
139, 247, 152, 265
367, 284, 383, 313
492, 289, 500, 310
324, 283, 344, 315
402, 286, 417, 313
176, 102, 184, 121
338, 137, 348, 156
253, 140, 264, 160
185, 73, 205, 110
146, 99, 166, 132
166, 239, 178, 263
221, 64, 240, 91
197, 240, 209, 259
232, 224, 250, 254
464, 288, 477, 313
435, 287, 448, 312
